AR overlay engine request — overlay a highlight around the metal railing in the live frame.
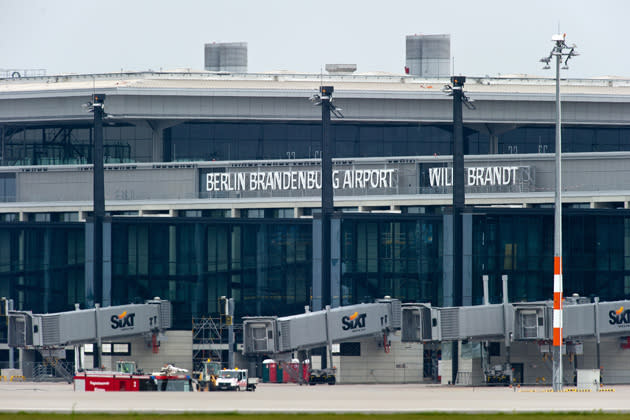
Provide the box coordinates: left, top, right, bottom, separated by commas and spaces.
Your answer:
22, 360, 74, 383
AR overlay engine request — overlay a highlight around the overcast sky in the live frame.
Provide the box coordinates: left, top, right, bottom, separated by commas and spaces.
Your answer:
1, 0, 628, 78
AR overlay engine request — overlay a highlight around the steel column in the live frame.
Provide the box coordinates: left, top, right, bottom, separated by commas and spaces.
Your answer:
320, 86, 334, 309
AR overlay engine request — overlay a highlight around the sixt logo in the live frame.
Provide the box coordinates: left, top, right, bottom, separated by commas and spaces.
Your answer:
111, 311, 135, 330
609, 306, 630, 326
342, 311, 367, 331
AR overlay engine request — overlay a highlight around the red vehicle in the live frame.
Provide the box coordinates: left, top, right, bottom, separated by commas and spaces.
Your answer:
74, 370, 193, 392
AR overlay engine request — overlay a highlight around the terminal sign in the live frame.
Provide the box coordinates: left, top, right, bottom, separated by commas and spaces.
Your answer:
206, 169, 396, 192
429, 166, 519, 187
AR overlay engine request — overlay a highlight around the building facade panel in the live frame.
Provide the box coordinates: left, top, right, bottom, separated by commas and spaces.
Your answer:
2, 153, 630, 210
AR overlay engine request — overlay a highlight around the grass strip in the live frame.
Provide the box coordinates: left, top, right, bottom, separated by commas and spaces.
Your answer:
0, 412, 628, 420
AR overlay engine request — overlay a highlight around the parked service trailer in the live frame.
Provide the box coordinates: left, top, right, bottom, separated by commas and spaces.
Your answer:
74, 371, 193, 392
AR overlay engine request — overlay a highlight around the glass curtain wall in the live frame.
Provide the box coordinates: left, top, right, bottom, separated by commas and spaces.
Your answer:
0, 223, 84, 313
339, 216, 443, 306
110, 218, 312, 329
1, 209, 630, 333
167, 122, 630, 162
4, 123, 630, 167
0, 125, 152, 166
167, 122, 461, 161
471, 209, 630, 305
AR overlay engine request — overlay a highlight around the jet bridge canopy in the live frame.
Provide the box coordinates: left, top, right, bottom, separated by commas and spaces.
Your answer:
243, 299, 401, 355
401, 298, 630, 344
8, 298, 171, 348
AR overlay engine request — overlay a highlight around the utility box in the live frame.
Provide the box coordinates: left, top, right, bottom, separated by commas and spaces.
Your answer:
577, 369, 600, 391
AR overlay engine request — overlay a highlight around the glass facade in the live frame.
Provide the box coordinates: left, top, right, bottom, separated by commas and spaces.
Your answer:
163, 123, 630, 161
4, 122, 630, 166
0, 223, 84, 314
0, 125, 152, 166
471, 209, 630, 305
110, 218, 312, 329
2, 209, 630, 329
166, 122, 463, 161
339, 216, 443, 306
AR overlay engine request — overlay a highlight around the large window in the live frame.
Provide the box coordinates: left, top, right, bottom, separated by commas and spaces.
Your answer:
471, 209, 630, 305
340, 216, 442, 306
0, 223, 84, 314
168, 122, 630, 162
0, 125, 152, 166
168, 122, 457, 161
2, 208, 630, 333
3, 123, 630, 167
111, 218, 312, 328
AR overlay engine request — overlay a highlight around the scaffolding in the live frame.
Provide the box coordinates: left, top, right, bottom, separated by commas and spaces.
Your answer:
192, 315, 244, 373
192, 316, 224, 372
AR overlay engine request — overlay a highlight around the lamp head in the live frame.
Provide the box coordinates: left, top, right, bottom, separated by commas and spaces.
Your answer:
320, 86, 334, 97
551, 33, 566, 42
450, 76, 466, 87
92, 93, 106, 104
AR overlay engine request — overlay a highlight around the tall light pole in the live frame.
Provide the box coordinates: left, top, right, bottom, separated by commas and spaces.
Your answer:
451, 76, 465, 386
85, 93, 106, 369
311, 86, 343, 313
311, 86, 342, 370
540, 33, 578, 392
320, 86, 334, 309
443, 76, 474, 385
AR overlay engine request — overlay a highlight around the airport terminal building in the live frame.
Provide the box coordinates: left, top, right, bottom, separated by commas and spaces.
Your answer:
1, 71, 630, 384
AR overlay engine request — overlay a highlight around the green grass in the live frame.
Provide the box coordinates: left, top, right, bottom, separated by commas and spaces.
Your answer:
0, 413, 629, 420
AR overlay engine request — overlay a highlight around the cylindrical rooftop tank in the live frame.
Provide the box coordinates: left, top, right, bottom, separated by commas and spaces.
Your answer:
405, 34, 450, 78
204, 42, 248, 73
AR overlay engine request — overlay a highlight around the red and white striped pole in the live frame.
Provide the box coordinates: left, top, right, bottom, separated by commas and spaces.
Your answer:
553, 255, 563, 391
551, 34, 564, 392
542, 32, 577, 392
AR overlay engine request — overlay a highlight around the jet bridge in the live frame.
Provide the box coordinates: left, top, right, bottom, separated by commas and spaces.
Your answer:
401, 298, 630, 344
8, 298, 171, 348
243, 298, 401, 356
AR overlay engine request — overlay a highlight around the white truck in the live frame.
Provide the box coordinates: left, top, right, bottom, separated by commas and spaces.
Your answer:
215, 369, 257, 391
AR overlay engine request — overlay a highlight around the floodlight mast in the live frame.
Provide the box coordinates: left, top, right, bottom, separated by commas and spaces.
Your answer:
442, 76, 474, 385
85, 93, 106, 369
540, 33, 578, 393
313, 86, 343, 316
451, 76, 465, 386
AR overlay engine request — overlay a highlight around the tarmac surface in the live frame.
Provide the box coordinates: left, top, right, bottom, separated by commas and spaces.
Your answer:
0, 381, 629, 414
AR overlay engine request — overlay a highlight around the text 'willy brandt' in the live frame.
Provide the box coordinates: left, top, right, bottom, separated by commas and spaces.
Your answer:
207, 169, 396, 192
429, 166, 519, 187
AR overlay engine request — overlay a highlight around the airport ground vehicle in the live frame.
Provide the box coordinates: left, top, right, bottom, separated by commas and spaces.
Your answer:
74, 365, 192, 392
196, 360, 221, 391
215, 368, 257, 391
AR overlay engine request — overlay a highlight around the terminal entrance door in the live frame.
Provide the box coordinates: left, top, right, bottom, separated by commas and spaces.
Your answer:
512, 363, 523, 384
423, 348, 439, 382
